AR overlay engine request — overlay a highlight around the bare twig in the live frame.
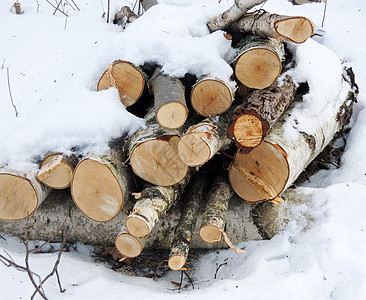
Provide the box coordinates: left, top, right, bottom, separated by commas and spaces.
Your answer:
53, 0, 63, 15
71, 0, 80, 11
107, 0, 110, 23
214, 262, 227, 279
321, 1, 327, 27
153, 259, 168, 281
0, 234, 5, 241
1, 58, 5, 69
35, 0, 40, 12
183, 270, 194, 289
45, 0, 69, 17
6, 67, 19, 117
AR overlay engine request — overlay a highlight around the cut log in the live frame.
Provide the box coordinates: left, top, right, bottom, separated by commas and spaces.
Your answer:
125, 170, 194, 238
234, 36, 284, 89
71, 149, 134, 222
37, 153, 78, 189
229, 68, 357, 203
0, 169, 50, 221
199, 173, 233, 244
97, 60, 145, 107
149, 67, 188, 129
0, 187, 309, 247
128, 110, 188, 186
227, 75, 297, 152
14, 2, 22, 14
231, 11, 314, 44
168, 173, 210, 270
190, 76, 234, 117
115, 228, 147, 258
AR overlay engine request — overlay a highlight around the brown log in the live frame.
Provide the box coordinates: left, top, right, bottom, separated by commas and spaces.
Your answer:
231, 11, 314, 44
149, 67, 188, 129
125, 169, 194, 238
190, 76, 234, 117
234, 36, 284, 89
71, 148, 134, 222
0, 169, 50, 221
229, 68, 357, 203
97, 60, 146, 107
128, 110, 188, 187
227, 75, 297, 152
36, 153, 78, 189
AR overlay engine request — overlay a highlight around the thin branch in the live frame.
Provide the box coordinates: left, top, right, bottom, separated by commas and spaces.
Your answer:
53, 0, 63, 15
321, 2, 327, 27
71, 0, 80, 11
6, 67, 19, 117
214, 262, 227, 279
45, 0, 69, 17
183, 270, 194, 289
107, 0, 110, 23
56, 269, 65, 293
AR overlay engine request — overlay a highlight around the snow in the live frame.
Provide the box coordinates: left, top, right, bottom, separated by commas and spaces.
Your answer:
1, 0, 366, 299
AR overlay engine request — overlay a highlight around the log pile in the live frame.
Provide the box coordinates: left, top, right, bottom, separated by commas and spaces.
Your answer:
0, 1, 359, 274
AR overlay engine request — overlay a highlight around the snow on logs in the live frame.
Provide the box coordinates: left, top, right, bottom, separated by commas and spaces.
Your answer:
71, 149, 134, 222
234, 36, 284, 89
97, 60, 146, 107
0, 170, 50, 221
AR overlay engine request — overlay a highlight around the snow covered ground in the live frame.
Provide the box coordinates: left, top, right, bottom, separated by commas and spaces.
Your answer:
1, 0, 366, 299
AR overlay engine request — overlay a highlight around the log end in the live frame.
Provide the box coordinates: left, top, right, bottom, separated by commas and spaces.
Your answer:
191, 78, 232, 117
125, 216, 149, 238
178, 133, 211, 167
156, 101, 188, 129
115, 232, 143, 258
71, 158, 124, 222
97, 60, 145, 107
229, 141, 289, 203
0, 173, 38, 221
130, 138, 189, 186
233, 114, 263, 150
199, 225, 222, 244
275, 17, 314, 44
235, 48, 282, 89
168, 254, 186, 271
37, 154, 74, 189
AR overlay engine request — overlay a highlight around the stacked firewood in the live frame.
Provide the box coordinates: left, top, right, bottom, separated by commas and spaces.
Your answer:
0, 0, 358, 272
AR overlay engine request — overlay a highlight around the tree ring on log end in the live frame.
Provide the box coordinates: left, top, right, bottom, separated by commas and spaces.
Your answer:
229, 141, 289, 203
97, 60, 145, 107
168, 255, 186, 271
156, 101, 188, 129
275, 17, 313, 44
71, 158, 124, 222
178, 133, 211, 167
115, 233, 143, 258
233, 114, 263, 149
235, 48, 281, 89
130, 138, 188, 186
199, 225, 222, 244
38, 154, 74, 189
191, 78, 232, 117
0, 174, 38, 221
125, 216, 149, 238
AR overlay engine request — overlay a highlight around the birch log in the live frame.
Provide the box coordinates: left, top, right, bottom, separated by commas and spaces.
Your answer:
37, 153, 78, 189
149, 67, 188, 129
229, 68, 357, 203
125, 170, 194, 238
227, 75, 297, 152
199, 173, 233, 244
190, 76, 234, 117
0, 187, 310, 247
231, 11, 314, 44
128, 110, 188, 186
168, 173, 210, 270
0, 169, 50, 221
71, 148, 134, 222
97, 60, 146, 107
234, 36, 284, 89
115, 227, 147, 258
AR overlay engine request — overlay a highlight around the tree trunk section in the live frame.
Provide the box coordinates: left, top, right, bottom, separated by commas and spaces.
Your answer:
227, 75, 297, 152
148, 67, 188, 129
125, 169, 194, 238
190, 76, 234, 117
231, 12, 314, 44
168, 173, 210, 270
115, 227, 147, 258
199, 173, 233, 244
37, 153, 78, 189
71, 149, 134, 222
206, 0, 265, 33
0, 169, 50, 221
229, 68, 357, 203
128, 110, 188, 187
97, 60, 146, 107
234, 36, 284, 89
